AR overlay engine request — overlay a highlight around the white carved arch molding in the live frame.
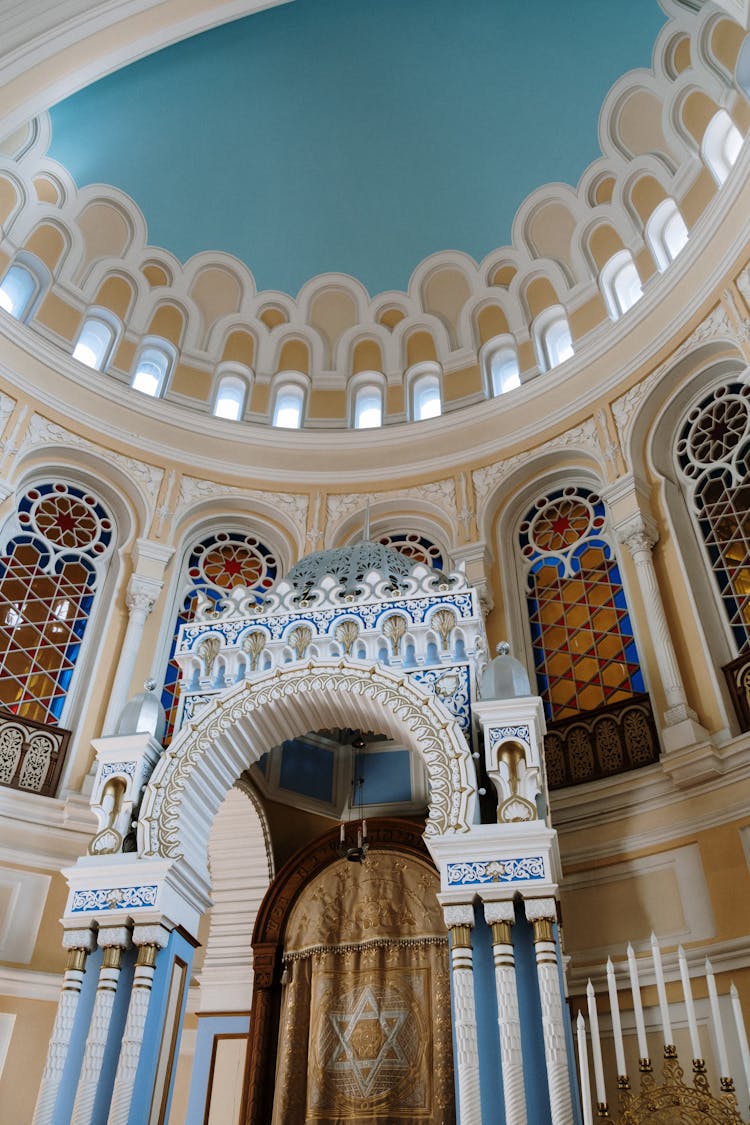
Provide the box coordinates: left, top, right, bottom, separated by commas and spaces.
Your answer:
137, 659, 477, 886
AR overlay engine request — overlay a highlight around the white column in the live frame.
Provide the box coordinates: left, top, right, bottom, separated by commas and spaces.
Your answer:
71, 926, 131, 1125
444, 904, 481, 1125
32, 927, 97, 1125
103, 575, 160, 735
107, 924, 170, 1125
617, 515, 694, 723
484, 900, 527, 1125
525, 898, 574, 1125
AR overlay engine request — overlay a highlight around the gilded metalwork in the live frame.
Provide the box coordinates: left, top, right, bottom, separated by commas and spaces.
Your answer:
618, 1054, 744, 1125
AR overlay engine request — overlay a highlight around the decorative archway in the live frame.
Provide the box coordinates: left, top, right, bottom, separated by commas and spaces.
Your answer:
138, 659, 476, 884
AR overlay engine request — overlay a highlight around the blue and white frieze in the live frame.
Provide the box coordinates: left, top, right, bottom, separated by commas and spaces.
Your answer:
70, 885, 159, 912
446, 856, 545, 887
98, 761, 137, 783
488, 725, 531, 751
410, 664, 471, 739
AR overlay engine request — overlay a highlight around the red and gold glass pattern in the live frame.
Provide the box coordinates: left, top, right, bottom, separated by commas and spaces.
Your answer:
377, 533, 444, 570
161, 531, 278, 741
0, 483, 112, 724
520, 487, 643, 721
676, 382, 750, 653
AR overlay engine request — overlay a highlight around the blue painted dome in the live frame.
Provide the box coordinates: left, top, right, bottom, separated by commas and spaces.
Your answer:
48, 0, 665, 296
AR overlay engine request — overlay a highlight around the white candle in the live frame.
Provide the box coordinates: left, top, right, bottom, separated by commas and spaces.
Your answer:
607, 957, 627, 1078
586, 980, 607, 1105
651, 932, 673, 1047
730, 983, 750, 1101
627, 943, 649, 1061
577, 1012, 594, 1125
706, 959, 730, 1077
678, 945, 701, 1061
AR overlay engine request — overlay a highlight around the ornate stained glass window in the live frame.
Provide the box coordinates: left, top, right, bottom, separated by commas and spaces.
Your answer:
0, 483, 113, 724
676, 381, 750, 653
377, 532, 444, 570
161, 531, 278, 740
519, 486, 643, 720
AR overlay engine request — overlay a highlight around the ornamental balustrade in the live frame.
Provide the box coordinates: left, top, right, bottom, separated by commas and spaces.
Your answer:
543, 693, 659, 789
0, 707, 71, 796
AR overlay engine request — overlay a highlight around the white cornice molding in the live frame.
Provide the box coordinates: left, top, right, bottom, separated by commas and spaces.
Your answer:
0, 966, 61, 1002
0, 788, 95, 869
552, 731, 750, 862
567, 936, 750, 992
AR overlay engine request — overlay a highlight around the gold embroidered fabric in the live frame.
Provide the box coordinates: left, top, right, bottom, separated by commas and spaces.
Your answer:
272, 853, 455, 1124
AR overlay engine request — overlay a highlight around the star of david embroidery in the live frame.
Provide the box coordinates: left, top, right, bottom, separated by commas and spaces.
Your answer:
327, 985, 409, 1097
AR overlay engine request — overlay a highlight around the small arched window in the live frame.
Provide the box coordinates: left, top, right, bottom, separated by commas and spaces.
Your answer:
213, 374, 247, 421
132, 342, 173, 397
534, 307, 574, 372
600, 251, 644, 320
0, 263, 39, 320
72, 313, 119, 371
412, 372, 442, 421
646, 199, 689, 272
489, 346, 520, 396
354, 383, 383, 429
272, 383, 304, 429
702, 109, 742, 186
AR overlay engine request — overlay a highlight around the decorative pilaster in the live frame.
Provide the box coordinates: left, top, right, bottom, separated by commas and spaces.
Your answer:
103, 539, 173, 734
617, 514, 695, 723
525, 898, 574, 1125
444, 904, 482, 1125
71, 926, 131, 1125
32, 927, 97, 1125
107, 924, 171, 1125
484, 900, 527, 1125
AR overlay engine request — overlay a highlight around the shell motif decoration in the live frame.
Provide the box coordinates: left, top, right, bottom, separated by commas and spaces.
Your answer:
242, 630, 267, 672
432, 608, 457, 650
197, 636, 222, 677
335, 619, 360, 656
289, 625, 313, 661
382, 614, 407, 656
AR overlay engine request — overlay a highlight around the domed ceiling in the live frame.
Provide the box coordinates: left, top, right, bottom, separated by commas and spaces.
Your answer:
48, 0, 665, 297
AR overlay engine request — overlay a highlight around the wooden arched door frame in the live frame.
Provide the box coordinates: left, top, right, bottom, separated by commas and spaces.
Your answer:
240, 817, 436, 1125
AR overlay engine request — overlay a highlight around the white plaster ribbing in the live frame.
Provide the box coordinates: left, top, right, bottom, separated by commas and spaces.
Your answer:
199, 786, 272, 1013
32, 928, 96, 1125
484, 903, 527, 1125
449, 938, 482, 1125
534, 941, 575, 1125
106, 925, 170, 1125
70, 929, 130, 1125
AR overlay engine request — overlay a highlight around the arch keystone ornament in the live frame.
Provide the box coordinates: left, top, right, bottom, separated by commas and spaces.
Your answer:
138, 658, 476, 872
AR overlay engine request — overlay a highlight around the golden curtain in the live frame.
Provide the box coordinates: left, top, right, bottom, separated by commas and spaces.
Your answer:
271, 851, 455, 1124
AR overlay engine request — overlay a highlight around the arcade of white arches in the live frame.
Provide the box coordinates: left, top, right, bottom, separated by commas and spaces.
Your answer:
3, 2, 750, 1123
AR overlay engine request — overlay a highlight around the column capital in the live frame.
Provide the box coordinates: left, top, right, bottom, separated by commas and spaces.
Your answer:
97, 926, 132, 950
125, 573, 161, 618
62, 926, 97, 953
132, 923, 171, 950
523, 896, 557, 923
483, 900, 515, 926
615, 511, 659, 556
443, 904, 475, 930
